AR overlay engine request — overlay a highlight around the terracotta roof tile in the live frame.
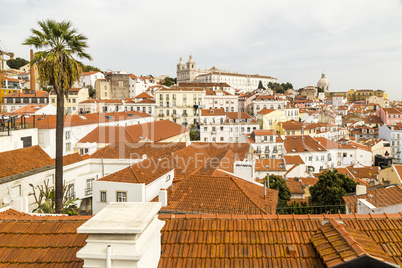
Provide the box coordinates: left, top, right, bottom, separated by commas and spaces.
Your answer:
160, 173, 278, 215
257, 108, 276, 115
98, 157, 174, 185
284, 155, 305, 165
62, 153, 85, 166
78, 120, 190, 143
311, 218, 397, 267
343, 184, 402, 213
134, 92, 153, 99
0, 146, 54, 179
255, 159, 285, 171
284, 136, 326, 153
200, 108, 225, 116
286, 180, 304, 194
0, 210, 90, 266
159, 213, 402, 267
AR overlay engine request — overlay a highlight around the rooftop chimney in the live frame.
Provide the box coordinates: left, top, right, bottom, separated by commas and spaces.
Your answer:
77, 202, 164, 268
30, 49, 35, 91
356, 185, 367, 196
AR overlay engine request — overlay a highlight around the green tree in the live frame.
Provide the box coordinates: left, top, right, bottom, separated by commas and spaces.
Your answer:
316, 86, 324, 93
6, 57, 29, 69
87, 85, 96, 98
23, 20, 92, 213
162, 77, 175, 87
29, 179, 80, 215
310, 169, 357, 207
82, 65, 102, 73
258, 80, 265, 89
264, 174, 291, 207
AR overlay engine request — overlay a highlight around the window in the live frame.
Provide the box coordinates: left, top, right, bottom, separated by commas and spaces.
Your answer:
66, 142, 71, 152
21, 136, 32, 148
104, 92, 107, 97
100, 191, 107, 202
220, 137, 224, 141
51, 98, 55, 103
66, 184, 75, 200
11, 185, 21, 197
65, 131, 71, 139
86, 178, 94, 195
116, 191, 127, 202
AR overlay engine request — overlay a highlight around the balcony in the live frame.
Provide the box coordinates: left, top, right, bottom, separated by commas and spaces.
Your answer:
85, 187, 93, 196
211, 131, 217, 134
158, 114, 164, 117
182, 114, 188, 117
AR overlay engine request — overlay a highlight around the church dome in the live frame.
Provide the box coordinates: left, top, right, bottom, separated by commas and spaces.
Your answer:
317, 73, 330, 92
178, 57, 184, 66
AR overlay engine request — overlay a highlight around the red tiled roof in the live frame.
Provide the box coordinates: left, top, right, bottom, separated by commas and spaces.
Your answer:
200, 108, 225, 116
160, 173, 278, 215
4, 90, 49, 98
257, 108, 276, 115
78, 120, 190, 143
284, 136, 327, 153
255, 159, 285, 171
31, 111, 151, 129
284, 155, 305, 165
343, 184, 402, 213
62, 153, 85, 166
158, 213, 402, 267
286, 180, 304, 194
8, 104, 48, 115
135, 92, 153, 99
253, 129, 276, 136
0, 209, 90, 267
98, 157, 173, 185
225, 112, 255, 120
0, 146, 54, 178
311, 218, 397, 267
90, 142, 186, 160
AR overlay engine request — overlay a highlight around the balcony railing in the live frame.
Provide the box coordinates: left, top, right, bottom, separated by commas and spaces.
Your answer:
85, 187, 93, 196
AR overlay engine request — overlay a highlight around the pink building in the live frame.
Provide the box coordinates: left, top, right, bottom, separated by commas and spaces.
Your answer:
376, 107, 402, 125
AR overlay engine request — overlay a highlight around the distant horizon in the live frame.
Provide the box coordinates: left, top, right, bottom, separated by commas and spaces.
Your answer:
2, 0, 401, 100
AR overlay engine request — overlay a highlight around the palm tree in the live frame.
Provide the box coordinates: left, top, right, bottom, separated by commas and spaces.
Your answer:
23, 20, 92, 213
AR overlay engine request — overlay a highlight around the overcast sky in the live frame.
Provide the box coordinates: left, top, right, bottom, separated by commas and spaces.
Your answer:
1, 0, 402, 99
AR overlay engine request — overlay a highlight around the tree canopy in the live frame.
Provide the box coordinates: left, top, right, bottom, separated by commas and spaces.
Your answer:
310, 169, 357, 206
268, 82, 293, 94
161, 77, 176, 87
7, 57, 29, 69
23, 19, 92, 213
82, 65, 102, 73
258, 80, 265, 89
265, 174, 291, 207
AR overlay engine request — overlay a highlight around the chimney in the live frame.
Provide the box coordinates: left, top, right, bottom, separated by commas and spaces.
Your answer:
356, 185, 367, 196
158, 189, 167, 206
30, 49, 35, 91
77, 202, 165, 268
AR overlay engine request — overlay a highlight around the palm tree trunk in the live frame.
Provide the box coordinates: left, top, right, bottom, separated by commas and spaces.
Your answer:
55, 92, 64, 213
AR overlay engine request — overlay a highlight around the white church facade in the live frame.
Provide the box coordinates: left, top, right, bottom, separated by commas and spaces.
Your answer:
176, 55, 277, 91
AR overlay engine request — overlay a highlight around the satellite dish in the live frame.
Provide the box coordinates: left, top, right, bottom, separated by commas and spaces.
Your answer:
3, 195, 12, 204
142, 154, 147, 160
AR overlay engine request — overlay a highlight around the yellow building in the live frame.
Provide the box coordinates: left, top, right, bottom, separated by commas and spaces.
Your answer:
277, 120, 316, 136
49, 87, 89, 115
95, 79, 111, 100
257, 109, 287, 130
378, 165, 402, 185
155, 87, 205, 127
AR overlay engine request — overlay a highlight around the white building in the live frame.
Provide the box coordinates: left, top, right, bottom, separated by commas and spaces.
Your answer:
204, 90, 238, 112
36, 111, 153, 158
128, 74, 159, 98
250, 95, 287, 116
199, 109, 259, 143
241, 129, 284, 159
177, 55, 277, 91
92, 158, 174, 214
75, 71, 105, 89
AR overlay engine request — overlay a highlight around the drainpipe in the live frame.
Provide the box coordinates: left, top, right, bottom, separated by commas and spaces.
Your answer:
106, 245, 112, 268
